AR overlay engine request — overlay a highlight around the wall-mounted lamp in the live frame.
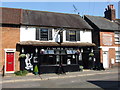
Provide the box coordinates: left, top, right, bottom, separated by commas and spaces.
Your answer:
91, 49, 93, 52
22, 47, 24, 53
35, 48, 38, 53
81, 48, 83, 53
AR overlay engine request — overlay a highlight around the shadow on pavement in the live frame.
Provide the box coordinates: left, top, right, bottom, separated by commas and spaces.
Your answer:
87, 80, 120, 89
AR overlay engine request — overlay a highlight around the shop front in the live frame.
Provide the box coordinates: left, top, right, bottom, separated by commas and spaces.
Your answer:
17, 41, 95, 74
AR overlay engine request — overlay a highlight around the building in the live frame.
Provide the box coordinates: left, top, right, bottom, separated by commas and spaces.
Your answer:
0, 7, 95, 74
84, 5, 120, 69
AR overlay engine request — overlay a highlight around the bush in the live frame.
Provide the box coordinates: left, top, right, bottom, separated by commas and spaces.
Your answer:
14, 70, 28, 76
22, 70, 28, 75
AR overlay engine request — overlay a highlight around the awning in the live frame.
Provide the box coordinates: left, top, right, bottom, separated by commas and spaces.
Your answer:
17, 41, 96, 47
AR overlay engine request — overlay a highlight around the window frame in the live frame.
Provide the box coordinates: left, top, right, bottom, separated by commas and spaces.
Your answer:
66, 30, 80, 42
36, 28, 52, 41
114, 32, 120, 44
116, 51, 120, 63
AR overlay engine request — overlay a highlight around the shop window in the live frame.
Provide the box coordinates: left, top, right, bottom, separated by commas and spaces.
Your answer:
40, 55, 56, 65
66, 30, 80, 41
48, 50, 54, 54
116, 51, 120, 63
66, 55, 77, 64
36, 28, 52, 41
44, 50, 54, 54
67, 50, 76, 54
114, 32, 120, 44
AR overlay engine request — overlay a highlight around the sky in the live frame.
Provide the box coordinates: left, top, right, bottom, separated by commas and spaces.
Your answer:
1, 2, 119, 18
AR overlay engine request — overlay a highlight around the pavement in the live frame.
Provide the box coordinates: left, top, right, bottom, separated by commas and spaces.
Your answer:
0, 67, 119, 84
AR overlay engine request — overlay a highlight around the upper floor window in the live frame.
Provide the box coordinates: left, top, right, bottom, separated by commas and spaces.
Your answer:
36, 28, 52, 41
116, 51, 120, 63
66, 30, 80, 41
114, 32, 120, 44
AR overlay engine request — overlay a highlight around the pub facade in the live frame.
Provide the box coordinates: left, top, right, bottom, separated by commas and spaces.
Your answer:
1, 7, 95, 74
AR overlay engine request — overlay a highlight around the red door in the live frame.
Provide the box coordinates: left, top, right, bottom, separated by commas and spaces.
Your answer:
6, 52, 14, 72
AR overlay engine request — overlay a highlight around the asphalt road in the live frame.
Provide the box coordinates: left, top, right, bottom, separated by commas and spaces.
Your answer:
2, 71, 119, 89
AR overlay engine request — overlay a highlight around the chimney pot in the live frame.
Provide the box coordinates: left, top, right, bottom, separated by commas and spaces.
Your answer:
104, 4, 116, 21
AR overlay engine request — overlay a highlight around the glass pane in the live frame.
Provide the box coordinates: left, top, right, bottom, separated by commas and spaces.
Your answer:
40, 29, 48, 41
61, 50, 66, 54
67, 50, 73, 54
48, 50, 54, 54
55, 50, 60, 54
44, 50, 48, 54
69, 31, 76, 41
72, 50, 76, 54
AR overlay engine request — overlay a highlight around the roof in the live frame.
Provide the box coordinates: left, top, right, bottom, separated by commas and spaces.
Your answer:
21, 9, 92, 29
115, 19, 120, 30
0, 7, 21, 24
116, 19, 120, 24
17, 41, 95, 47
1, 7, 92, 29
84, 15, 119, 31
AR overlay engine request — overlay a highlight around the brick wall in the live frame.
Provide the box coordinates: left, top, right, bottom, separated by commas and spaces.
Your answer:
100, 31, 120, 68
109, 48, 115, 68
0, 25, 20, 72
100, 32, 114, 46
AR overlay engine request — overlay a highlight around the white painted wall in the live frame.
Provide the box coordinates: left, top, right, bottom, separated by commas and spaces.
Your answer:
20, 26, 92, 43
20, 26, 36, 41
80, 30, 92, 43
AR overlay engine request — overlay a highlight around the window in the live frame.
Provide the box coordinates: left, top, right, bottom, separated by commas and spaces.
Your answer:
66, 30, 80, 41
36, 28, 52, 41
114, 32, 120, 44
66, 50, 76, 54
116, 51, 120, 62
40, 29, 48, 41
69, 31, 76, 41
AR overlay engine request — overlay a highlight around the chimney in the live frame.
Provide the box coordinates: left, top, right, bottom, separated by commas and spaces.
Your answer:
104, 4, 116, 21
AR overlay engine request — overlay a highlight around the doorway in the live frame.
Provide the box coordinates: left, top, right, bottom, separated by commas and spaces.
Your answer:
5, 49, 15, 73
103, 51, 109, 68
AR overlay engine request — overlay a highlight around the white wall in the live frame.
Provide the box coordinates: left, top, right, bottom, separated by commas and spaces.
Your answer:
20, 26, 92, 43
80, 30, 92, 43
20, 26, 36, 41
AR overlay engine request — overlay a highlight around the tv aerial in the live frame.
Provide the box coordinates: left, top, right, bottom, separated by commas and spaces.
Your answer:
73, 4, 80, 15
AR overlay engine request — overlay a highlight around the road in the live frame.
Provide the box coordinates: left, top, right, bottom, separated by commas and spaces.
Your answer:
2, 71, 119, 89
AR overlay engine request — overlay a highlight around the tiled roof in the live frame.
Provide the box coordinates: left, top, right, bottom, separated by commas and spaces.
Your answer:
84, 15, 119, 31
1, 7, 92, 29
1, 7, 21, 24
21, 9, 92, 29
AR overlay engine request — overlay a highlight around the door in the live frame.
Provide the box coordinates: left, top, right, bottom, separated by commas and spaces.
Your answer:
6, 52, 14, 72
103, 51, 109, 68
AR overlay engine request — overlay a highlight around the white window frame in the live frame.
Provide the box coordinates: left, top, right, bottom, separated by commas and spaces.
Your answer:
116, 51, 120, 63
114, 31, 120, 44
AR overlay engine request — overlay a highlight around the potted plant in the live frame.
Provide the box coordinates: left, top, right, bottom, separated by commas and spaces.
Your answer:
79, 65, 84, 71
19, 54, 26, 59
19, 54, 26, 71
34, 65, 39, 75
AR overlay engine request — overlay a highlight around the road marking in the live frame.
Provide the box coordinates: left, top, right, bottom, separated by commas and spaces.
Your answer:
1, 71, 118, 84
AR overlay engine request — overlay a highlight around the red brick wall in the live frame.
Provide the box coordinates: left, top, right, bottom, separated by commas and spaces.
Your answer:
100, 32, 114, 46
100, 31, 120, 68
109, 48, 115, 68
0, 25, 20, 72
